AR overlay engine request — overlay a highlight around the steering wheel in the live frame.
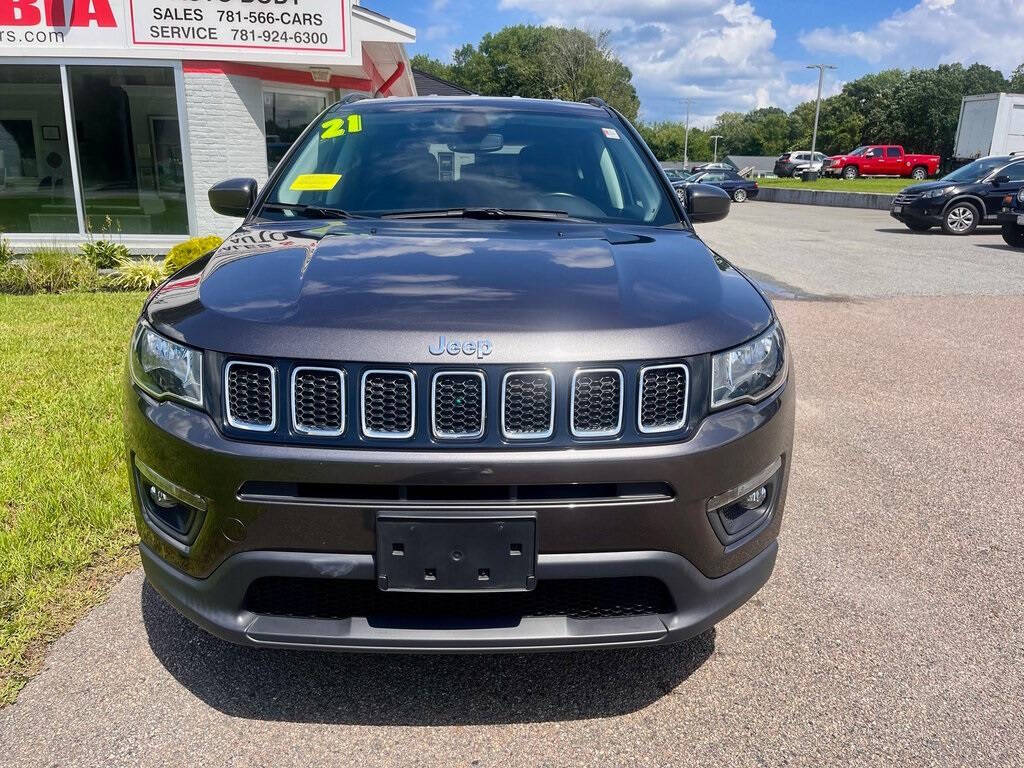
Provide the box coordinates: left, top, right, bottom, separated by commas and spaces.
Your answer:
538, 192, 606, 218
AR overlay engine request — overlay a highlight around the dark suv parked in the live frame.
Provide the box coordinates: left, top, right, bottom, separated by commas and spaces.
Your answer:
890, 154, 1024, 234
125, 96, 794, 652
999, 187, 1024, 247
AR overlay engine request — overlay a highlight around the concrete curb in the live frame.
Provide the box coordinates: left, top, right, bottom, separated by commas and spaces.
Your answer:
757, 187, 895, 210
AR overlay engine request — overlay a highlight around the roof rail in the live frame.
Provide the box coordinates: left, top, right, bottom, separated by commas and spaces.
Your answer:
582, 97, 609, 108
338, 92, 373, 106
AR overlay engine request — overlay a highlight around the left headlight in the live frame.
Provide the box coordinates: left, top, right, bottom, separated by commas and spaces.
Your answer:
130, 323, 203, 407
711, 323, 786, 410
1017, 188, 1024, 204
921, 187, 950, 199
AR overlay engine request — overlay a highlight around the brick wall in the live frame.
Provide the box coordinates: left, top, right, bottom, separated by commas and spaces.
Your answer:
182, 70, 268, 237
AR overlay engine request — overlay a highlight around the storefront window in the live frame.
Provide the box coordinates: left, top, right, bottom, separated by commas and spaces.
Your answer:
0, 66, 77, 234
68, 66, 187, 235
264, 89, 328, 173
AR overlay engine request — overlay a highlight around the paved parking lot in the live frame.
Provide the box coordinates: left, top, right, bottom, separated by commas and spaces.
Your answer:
3, 203, 1023, 767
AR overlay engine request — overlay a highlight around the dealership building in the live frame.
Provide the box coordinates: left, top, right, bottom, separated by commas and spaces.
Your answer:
0, 0, 416, 251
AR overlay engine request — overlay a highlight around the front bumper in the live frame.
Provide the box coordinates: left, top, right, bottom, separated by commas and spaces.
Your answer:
997, 210, 1024, 225
126, 369, 794, 651
890, 199, 943, 226
141, 540, 778, 651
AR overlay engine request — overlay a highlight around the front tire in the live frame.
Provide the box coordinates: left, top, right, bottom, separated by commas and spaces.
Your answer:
843, 165, 859, 179
1002, 223, 1024, 248
733, 188, 748, 203
910, 166, 927, 180
942, 201, 979, 235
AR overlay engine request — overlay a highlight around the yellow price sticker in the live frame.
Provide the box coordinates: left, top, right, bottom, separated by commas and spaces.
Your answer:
289, 173, 342, 191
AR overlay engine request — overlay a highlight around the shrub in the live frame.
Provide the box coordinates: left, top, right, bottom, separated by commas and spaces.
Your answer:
164, 235, 222, 274
0, 248, 100, 294
80, 239, 130, 269
110, 256, 167, 291
0, 236, 14, 265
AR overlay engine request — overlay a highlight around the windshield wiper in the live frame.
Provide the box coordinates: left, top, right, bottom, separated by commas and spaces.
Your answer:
261, 202, 370, 219
381, 207, 572, 221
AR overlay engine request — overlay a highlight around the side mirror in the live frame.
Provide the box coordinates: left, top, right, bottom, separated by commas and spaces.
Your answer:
685, 183, 731, 223
992, 174, 1010, 185
209, 178, 257, 217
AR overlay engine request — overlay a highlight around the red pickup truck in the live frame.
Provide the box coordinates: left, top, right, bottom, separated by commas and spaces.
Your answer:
825, 145, 941, 180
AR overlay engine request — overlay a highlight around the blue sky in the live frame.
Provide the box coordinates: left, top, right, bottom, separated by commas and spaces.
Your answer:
367, 0, 1024, 124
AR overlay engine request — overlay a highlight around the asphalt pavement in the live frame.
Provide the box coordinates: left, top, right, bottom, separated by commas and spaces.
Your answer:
2, 202, 1023, 767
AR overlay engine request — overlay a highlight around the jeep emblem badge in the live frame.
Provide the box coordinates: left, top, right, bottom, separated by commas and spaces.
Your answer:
428, 335, 493, 359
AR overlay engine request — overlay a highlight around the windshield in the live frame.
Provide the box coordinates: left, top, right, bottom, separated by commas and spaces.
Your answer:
847, 146, 868, 156
260, 103, 678, 226
940, 157, 1007, 183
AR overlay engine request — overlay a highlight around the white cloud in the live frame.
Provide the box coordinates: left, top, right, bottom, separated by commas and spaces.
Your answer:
801, 0, 1024, 73
498, 0, 821, 122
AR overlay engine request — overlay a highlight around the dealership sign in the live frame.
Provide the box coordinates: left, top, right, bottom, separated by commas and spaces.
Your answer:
0, 0, 353, 63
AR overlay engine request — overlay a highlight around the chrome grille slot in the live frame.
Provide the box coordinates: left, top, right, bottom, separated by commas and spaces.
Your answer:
292, 367, 344, 436
361, 370, 415, 439
225, 361, 276, 431
638, 364, 688, 433
571, 368, 623, 437
431, 371, 485, 439
501, 370, 554, 440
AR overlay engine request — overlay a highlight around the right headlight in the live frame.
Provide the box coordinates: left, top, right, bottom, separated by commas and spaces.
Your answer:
711, 323, 786, 409
1017, 188, 1024, 204
130, 323, 203, 407
921, 187, 951, 198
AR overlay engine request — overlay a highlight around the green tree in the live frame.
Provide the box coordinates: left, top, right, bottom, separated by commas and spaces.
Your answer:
1008, 62, 1024, 92
410, 25, 639, 119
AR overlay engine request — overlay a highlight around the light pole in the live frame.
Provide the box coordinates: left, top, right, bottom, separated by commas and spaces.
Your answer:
805, 64, 836, 180
711, 135, 723, 163
682, 98, 695, 169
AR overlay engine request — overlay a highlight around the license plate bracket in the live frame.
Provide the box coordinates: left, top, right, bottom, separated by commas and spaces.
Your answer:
1017, 214, 1024, 225
892, 204, 902, 213
376, 516, 537, 592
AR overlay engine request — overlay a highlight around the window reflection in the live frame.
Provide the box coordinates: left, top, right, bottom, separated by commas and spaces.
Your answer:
0, 65, 76, 233
68, 65, 187, 235
264, 90, 328, 174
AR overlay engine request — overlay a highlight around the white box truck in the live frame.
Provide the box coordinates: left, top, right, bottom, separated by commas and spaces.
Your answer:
953, 93, 1024, 160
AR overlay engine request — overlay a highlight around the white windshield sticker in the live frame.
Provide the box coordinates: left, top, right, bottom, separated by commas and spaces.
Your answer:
602, 127, 621, 140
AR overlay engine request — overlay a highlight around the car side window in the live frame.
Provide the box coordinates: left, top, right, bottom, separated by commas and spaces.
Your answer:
865, 148, 881, 158
702, 172, 725, 182
886, 147, 901, 158
1000, 162, 1024, 182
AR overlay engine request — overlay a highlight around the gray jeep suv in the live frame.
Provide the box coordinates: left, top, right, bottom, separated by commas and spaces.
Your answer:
124, 96, 794, 652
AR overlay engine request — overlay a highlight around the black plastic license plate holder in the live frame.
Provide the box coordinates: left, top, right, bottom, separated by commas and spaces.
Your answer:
375, 515, 537, 592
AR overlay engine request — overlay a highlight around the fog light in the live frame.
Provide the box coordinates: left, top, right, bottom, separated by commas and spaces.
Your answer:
739, 486, 767, 510
148, 485, 178, 509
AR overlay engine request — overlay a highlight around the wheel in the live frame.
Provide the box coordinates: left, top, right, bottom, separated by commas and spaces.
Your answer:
842, 165, 859, 179
1002, 223, 1024, 248
905, 221, 932, 232
910, 166, 927, 180
732, 188, 747, 203
941, 201, 979, 235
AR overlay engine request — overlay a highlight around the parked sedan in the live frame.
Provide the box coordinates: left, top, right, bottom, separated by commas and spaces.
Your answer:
675, 169, 759, 202
890, 154, 1024, 234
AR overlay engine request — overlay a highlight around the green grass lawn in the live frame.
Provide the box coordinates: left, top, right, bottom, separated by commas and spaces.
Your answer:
0, 292, 145, 705
757, 177, 927, 195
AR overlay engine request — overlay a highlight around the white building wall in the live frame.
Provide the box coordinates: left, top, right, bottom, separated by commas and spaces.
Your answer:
182, 70, 269, 236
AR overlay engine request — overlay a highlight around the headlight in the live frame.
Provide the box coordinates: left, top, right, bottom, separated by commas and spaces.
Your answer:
1017, 188, 1024, 204
711, 323, 786, 409
921, 187, 950, 198
130, 323, 203, 406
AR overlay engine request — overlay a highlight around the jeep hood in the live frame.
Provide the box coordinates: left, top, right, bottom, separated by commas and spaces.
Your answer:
147, 219, 772, 364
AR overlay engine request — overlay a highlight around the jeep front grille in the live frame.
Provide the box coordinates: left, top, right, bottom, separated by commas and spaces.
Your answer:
432, 371, 485, 438
571, 368, 623, 437
638, 364, 688, 433
361, 370, 415, 439
292, 367, 344, 436
501, 371, 555, 439
225, 361, 276, 431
